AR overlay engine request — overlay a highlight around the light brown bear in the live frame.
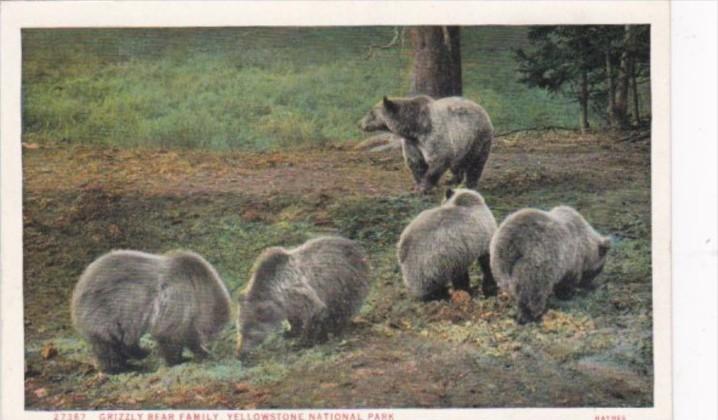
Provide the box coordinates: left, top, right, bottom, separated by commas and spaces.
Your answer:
71, 250, 231, 373
236, 236, 370, 357
397, 188, 497, 300
359, 95, 494, 193
490, 206, 611, 324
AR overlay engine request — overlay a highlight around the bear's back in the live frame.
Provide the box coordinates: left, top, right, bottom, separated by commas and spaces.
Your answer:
158, 251, 231, 339
431, 97, 493, 130
398, 204, 486, 265
72, 250, 162, 338
291, 236, 370, 314
293, 236, 368, 286
490, 209, 568, 279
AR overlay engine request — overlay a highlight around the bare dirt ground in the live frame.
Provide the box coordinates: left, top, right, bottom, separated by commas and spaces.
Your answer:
23, 131, 653, 409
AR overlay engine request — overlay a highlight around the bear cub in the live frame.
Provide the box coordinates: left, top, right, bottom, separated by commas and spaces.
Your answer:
71, 250, 231, 373
397, 188, 497, 300
236, 236, 370, 358
489, 206, 611, 324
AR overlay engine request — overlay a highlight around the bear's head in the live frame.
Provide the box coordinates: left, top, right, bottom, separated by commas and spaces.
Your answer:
552, 206, 612, 284
515, 280, 551, 325
443, 188, 486, 207
235, 248, 289, 358
359, 96, 433, 139
358, 102, 390, 132
583, 235, 612, 282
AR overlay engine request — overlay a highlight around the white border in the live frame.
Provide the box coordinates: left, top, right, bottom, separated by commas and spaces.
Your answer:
1, 2, 672, 419
671, 2, 718, 420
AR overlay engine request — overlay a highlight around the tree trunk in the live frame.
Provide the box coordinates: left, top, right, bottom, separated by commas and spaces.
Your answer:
409, 26, 462, 98
579, 70, 590, 133
605, 49, 617, 128
631, 65, 641, 126
614, 25, 632, 129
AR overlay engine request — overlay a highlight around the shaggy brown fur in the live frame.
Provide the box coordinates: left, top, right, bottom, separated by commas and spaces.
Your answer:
397, 189, 497, 300
490, 206, 611, 324
236, 236, 370, 357
359, 96, 494, 193
71, 250, 231, 373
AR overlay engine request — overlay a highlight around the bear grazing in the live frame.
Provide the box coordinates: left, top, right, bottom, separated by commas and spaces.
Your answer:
359, 95, 494, 193
489, 206, 612, 324
71, 250, 231, 373
397, 188, 497, 300
236, 236, 370, 357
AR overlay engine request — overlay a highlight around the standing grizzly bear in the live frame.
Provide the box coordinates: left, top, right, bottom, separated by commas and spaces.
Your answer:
236, 236, 370, 357
71, 250, 231, 373
359, 95, 494, 193
397, 188, 497, 300
490, 206, 612, 324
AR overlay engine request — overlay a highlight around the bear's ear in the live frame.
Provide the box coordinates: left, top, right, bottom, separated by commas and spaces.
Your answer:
383, 96, 398, 113
598, 237, 611, 257
445, 188, 455, 200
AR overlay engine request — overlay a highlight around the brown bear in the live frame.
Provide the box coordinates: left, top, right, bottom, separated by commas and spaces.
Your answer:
236, 236, 370, 357
397, 188, 497, 300
490, 206, 611, 324
359, 95, 494, 193
71, 250, 231, 373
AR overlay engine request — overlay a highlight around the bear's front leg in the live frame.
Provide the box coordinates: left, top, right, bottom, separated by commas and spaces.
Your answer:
187, 336, 210, 361
284, 316, 304, 338
157, 338, 187, 366
125, 343, 151, 360
421, 286, 450, 301
418, 167, 446, 194
402, 140, 428, 188
91, 338, 130, 374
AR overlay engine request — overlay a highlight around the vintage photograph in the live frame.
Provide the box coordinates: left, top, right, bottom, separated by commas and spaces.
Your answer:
18, 23, 658, 411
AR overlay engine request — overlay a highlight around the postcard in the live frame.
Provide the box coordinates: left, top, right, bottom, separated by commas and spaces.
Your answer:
1, 1, 671, 419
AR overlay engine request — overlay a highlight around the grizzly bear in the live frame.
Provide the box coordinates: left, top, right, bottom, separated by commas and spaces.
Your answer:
490, 206, 611, 324
236, 236, 370, 357
71, 250, 231, 373
397, 188, 497, 300
359, 95, 494, 193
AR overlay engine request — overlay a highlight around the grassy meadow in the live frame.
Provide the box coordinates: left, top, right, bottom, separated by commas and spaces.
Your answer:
22, 27, 594, 150
22, 27, 653, 409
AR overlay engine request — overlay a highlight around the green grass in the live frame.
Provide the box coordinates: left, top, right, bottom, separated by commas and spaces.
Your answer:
23, 26, 590, 150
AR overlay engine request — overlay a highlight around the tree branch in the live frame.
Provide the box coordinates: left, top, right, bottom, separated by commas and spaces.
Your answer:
366, 27, 401, 59
618, 130, 651, 142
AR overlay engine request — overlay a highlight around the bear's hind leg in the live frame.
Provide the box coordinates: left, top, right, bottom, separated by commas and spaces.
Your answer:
451, 270, 471, 293
479, 254, 498, 297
